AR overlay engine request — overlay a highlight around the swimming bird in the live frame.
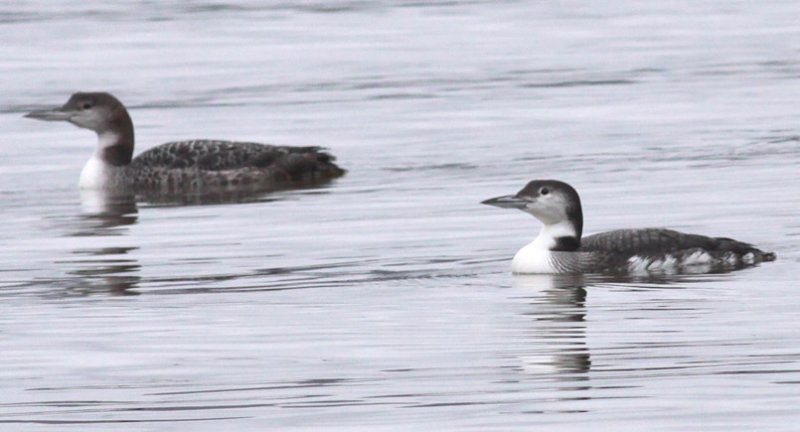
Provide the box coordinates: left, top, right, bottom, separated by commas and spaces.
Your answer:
482, 180, 775, 274
25, 92, 345, 193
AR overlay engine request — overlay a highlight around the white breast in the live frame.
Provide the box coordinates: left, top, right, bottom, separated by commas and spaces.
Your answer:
511, 241, 558, 274
79, 155, 110, 189
79, 132, 127, 189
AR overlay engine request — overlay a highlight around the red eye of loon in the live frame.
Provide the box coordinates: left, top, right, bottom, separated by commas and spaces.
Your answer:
540, 187, 549, 196
81, 102, 92, 109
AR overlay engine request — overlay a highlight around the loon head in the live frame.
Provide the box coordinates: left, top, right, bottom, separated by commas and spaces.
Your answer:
482, 179, 584, 251
25, 92, 134, 166
25, 92, 131, 134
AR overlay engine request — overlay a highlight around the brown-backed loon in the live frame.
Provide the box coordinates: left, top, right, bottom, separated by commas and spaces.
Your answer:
25, 92, 345, 193
483, 179, 776, 274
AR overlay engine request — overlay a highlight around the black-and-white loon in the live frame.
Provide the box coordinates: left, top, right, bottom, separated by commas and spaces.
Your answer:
25, 92, 345, 193
482, 179, 776, 274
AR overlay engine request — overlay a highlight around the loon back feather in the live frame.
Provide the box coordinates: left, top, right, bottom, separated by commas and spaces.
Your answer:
579, 228, 764, 256
130, 141, 344, 192
579, 228, 774, 273
130, 141, 338, 171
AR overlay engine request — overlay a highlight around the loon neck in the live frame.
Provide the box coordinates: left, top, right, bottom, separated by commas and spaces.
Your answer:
79, 130, 133, 189
95, 104, 134, 166
532, 220, 581, 252
96, 129, 133, 167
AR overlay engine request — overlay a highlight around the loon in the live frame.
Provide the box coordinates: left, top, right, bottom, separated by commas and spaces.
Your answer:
25, 92, 345, 193
482, 179, 776, 274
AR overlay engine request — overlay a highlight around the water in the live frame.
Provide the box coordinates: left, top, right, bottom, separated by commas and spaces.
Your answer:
1, 1, 799, 430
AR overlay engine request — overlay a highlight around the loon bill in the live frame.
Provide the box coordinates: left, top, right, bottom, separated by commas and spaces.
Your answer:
482, 179, 776, 275
25, 92, 345, 193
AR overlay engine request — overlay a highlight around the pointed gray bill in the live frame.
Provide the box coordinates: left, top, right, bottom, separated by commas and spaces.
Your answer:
24, 107, 73, 122
481, 194, 531, 210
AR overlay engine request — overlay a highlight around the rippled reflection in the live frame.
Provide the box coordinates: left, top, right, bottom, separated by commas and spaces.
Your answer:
132, 182, 336, 207
75, 190, 139, 234
55, 190, 141, 295
60, 247, 141, 296
514, 275, 591, 378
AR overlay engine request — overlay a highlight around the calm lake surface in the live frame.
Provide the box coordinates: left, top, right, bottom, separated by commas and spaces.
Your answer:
1, 1, 799, 430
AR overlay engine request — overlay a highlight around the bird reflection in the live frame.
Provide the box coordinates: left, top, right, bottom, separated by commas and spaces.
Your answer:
65, 247, 140, 295
58, 190, 141, 295
74, 189, 139, 235
513, 274, 591, 377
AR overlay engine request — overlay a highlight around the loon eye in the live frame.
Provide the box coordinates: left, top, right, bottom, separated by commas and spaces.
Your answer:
539, 187, 549, 196
81, 102, 92, 110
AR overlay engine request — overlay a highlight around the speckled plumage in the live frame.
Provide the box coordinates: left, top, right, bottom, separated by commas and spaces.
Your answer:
25, 92, 345, 195
129, 140, 344, 192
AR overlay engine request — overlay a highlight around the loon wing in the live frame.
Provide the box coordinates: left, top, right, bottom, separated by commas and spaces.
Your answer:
131, 140, 339, 172
129, 140, 344, 192
578, 228, 773, 271
580, 228, 762, 255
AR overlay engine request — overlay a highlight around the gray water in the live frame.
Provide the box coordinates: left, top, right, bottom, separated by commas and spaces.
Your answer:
2, 1, 799, 430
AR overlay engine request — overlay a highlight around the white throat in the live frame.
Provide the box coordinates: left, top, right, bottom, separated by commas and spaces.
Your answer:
97, 131, 120, 150
78, 132, 121, 189
511, 220, 578, 274
530, 220, 578, 250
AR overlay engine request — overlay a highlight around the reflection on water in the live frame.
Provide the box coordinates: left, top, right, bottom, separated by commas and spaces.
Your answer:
55, 190, 141, 295
59, 246, 140, 296
75, 189, 138, 235
130, 184, 327, 207
514, 275, 591, 380
507, 273, 727, 394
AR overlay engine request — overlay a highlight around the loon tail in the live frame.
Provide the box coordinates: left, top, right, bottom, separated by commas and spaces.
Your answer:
284, 147, 346, 181
761, 251, 777, 262
712, 236, 775, 263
